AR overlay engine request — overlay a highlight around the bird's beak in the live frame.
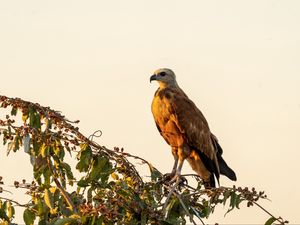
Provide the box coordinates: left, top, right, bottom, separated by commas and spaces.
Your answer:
150, 74, 157, 83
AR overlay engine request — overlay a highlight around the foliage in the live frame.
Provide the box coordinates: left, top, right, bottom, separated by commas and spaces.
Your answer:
0, 95, 288, 225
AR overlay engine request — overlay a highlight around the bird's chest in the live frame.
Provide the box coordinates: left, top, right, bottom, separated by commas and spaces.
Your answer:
152, 96, 169, 119
151, 94, 172, 125
151, 93, 184, 147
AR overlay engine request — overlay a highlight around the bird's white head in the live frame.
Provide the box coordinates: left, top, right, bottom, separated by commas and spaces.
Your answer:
150, 68, 178, 88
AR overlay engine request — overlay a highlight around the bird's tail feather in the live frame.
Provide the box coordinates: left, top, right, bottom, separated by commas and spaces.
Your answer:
211, 135, 237, 181
218, 156, 237, 181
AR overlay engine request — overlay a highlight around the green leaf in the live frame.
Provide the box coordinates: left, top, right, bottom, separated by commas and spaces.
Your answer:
235, 194, 243, 209
33, 157, 47, 183
201, 201, 211, 218
225, 192, 237, 216
230, 192, 237, 208
35, 112, 41, 130
77, 179, 89, 187
28, 107, 41, 130
29, 108, 36, 127
265, 216, 277, 225
223, 190, 231, 206
36, 199, 45, 216
33, 140, 40, 155
15, 134, 21, 151
149, 164, 161, 181
11, 107, 17, 116
87, 187, 93, 203
62, 163, 75, 182
2, 130, 8, 145
43, 167, 51, 186
58, 202, 72, 218
89, 156, 109, 181
166, 198, 180, 223
23, 208, 36, 225
76, 144, 92, 172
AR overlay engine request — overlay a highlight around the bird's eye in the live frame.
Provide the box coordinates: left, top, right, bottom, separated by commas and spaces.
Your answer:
160, 72, 166, 77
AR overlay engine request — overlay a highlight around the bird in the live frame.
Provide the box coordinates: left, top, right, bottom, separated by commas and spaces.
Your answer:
150, 68, 237, 188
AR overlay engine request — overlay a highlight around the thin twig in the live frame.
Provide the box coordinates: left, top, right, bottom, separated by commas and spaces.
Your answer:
252, 201, 285, 225
0, 189, 13, 194
0, 196, 31, 207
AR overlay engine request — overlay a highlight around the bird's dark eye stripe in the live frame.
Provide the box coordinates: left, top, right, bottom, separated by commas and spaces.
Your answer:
160, 72, 166, 76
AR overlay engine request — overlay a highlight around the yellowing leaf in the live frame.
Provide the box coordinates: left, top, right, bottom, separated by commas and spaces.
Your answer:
44, 189, 54, 210
111, 172, 119, 180
50, 207, 58, 215
49, 186, 57, 194
70, 214, 81, 219
5, 201, 13, 219
22, 113, 29, 122
41, 145, 50, 158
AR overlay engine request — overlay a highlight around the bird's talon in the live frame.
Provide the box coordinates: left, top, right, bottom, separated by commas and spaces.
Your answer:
159, 173, 175, 183
167, 174, 187, 186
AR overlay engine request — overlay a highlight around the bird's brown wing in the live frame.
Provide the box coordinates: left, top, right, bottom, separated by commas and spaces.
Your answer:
167, 88, 214, 158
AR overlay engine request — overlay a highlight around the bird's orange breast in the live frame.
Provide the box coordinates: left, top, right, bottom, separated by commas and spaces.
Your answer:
151, 91, 184, 147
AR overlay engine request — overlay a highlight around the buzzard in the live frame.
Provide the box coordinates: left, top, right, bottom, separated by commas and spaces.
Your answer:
150, 68, 237, 188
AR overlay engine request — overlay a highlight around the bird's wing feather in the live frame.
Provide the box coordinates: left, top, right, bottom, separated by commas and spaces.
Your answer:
167, 88, 216, 160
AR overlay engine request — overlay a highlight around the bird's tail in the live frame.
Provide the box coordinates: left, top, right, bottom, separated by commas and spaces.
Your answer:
218, 155, 237, 181
211, 135, 237, 181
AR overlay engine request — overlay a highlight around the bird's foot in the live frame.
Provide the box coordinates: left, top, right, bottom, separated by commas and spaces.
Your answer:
159, 173, 187, 187
159, 173, 175, 184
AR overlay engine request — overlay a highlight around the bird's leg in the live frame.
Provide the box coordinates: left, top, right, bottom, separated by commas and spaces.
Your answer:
170, 155, 178, 177
161, 147, 178, 182
176, 158, 184, 176
168, 146, 188, 185
168, 158, 184, 184
170, 146, 179, 176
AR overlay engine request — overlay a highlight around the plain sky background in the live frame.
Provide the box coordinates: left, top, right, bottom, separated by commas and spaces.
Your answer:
0, 0, 300, 224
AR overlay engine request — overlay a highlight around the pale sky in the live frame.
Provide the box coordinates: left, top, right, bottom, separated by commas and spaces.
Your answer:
0, 0, 300, 224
